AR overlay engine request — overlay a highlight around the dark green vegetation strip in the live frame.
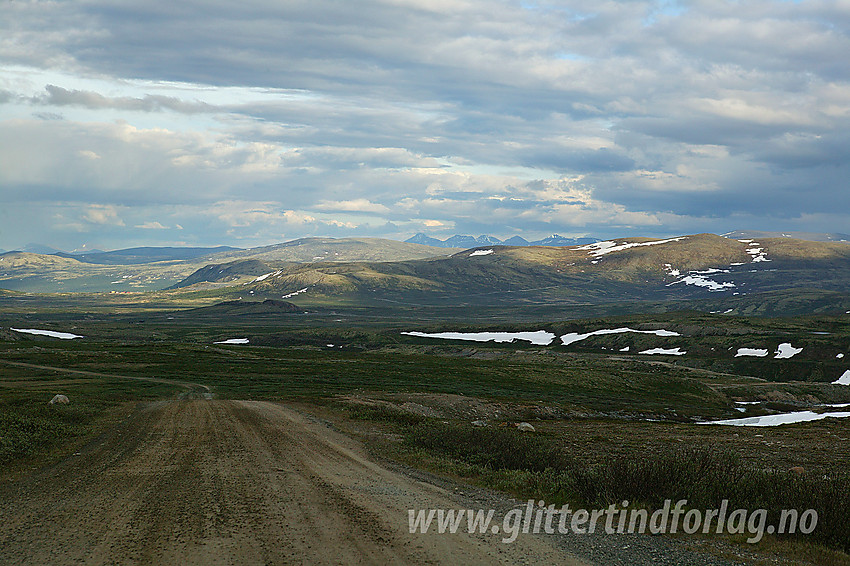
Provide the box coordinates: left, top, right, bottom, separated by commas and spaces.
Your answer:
351, 405, 850, 554
0, 396, 102, 464
0, 363, 182, 471
0, 341, 731, 418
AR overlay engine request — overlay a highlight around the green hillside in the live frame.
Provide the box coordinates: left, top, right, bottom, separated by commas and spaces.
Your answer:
167, 234, 850, 314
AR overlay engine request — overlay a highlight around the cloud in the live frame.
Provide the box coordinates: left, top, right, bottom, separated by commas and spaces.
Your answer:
314, 199, 391, 214
33, 85, 214, 114
135, 221, 169, 230
82, 205, 124, 226
1, 0, 849, 250
0, 118, 291, 204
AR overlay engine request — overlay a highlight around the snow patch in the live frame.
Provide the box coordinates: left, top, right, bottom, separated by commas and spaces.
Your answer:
663, 264, 680, 277
559, 327, 680, 347
639, 347, 687, 356
282, 287, 308, 299
10, 328, 83, 340
669, 274, 735, 292
774, 343, 803, 359
832, 370, 850, 386
837, 353, 845, 359
666, 265, 735, 292
469, 249, 494, 257
253, 270, 282, 283
745, 244, 770, 263
735, 348, 769, 357
576, 237, 686, 257
698, 411, 850, 427
214, 338, 249, 345
402, 330, 556, 346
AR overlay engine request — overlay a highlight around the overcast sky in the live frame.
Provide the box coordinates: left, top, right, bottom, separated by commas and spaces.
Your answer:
1, 0, 848, 251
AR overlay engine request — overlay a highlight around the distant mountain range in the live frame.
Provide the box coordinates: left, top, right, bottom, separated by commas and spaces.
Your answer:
5, 244, 240, 264
4, 234, 850, 317
200, 233, 850, 315
53, 246, 241, 265
0, 238, 460, 293
405, 233, 600, 248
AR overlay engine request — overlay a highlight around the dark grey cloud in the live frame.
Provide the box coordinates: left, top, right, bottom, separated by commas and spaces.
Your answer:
33, 85, 213, 113
753, 131, 850, 170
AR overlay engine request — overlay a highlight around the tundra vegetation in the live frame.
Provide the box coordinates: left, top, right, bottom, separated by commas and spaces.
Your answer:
2, 234, 850, 563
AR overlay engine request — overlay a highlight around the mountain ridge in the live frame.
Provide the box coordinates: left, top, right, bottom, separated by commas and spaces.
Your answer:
405, 233, 600, 248
53, 246, 241, 265
171, 233, 850, 314
0, 237, 461, 293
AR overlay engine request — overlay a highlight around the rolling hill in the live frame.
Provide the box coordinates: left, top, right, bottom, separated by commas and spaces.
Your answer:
172, 299, 304, 318
170, 233, 850, 313
5, 234, 850, 316
204, 237, 460, 263
723, 230, 850, 243
0, 238, 459, 293
54, 246, 240, 265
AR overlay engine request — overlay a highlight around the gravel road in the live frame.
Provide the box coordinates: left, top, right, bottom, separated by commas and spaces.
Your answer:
0, 400, 585, 564
0, 399, 752, 565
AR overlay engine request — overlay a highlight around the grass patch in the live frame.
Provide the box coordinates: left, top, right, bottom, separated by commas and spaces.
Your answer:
0, 396, 107, 464
346, 403, 425, 427
396, 418, 849, 555
405, 420, 572, 472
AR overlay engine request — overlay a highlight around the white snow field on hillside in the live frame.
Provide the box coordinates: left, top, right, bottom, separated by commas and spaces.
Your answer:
10, 328, 83, 339
252, 270, 282, 282
214, 338, 250, 345
576, 237, 686, 257
664, 264, 736, 292
774, 343, 803, 359
669, 270, 736, 292
282, 287, 308, 299
699, 410, 850, 427
833, 370, 850, 385
560, 327, 680, 346
468, 249, 494, 257
735, 348, 770, 357
744, 242, 770, 263
402, 330, 556, 345
639, 347, 687, 355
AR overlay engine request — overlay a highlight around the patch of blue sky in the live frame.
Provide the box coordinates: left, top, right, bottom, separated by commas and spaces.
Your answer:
554, 52, 587, 61
1, 65, 320, 111
643, 0, 688, 26
519, 1, 594, 22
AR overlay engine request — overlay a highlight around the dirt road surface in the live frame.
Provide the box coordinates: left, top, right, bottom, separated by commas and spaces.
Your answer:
0, 400, 585, 565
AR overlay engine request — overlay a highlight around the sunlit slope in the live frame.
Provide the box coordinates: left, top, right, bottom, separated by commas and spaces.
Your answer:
175, 234, 850, 307
0, 238, 460, 293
